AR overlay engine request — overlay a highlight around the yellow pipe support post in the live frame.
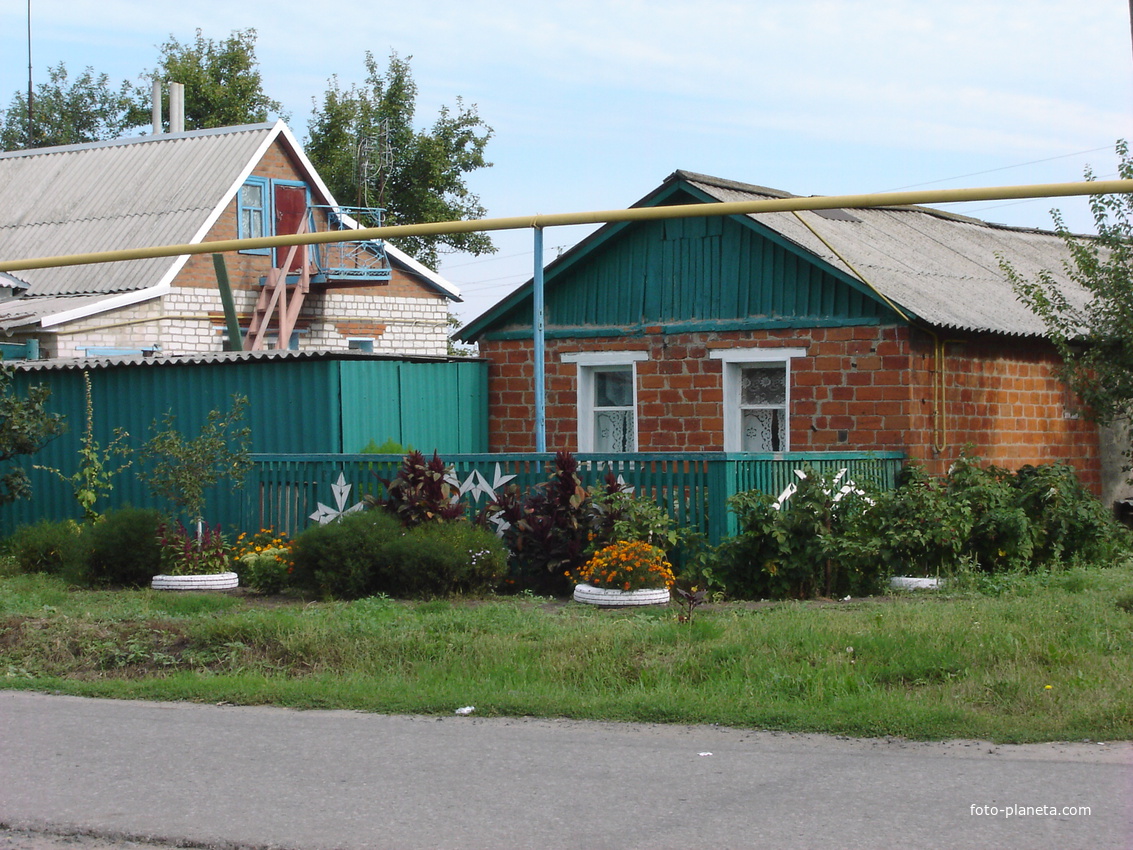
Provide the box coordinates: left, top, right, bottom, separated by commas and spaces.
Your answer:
2, 179, 1133, 273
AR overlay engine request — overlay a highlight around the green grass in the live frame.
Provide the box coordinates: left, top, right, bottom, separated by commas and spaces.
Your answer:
2, 563, 1133, 743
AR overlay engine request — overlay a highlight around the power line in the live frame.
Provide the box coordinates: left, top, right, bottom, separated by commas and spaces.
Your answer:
881, 146, 1114, 193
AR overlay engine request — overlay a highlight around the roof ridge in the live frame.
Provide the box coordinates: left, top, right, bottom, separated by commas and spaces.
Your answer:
0, 122, 277, 160
672, 170, 795, 199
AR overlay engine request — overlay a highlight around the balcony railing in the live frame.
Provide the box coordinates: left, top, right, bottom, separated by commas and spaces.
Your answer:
309, 205, 393, 282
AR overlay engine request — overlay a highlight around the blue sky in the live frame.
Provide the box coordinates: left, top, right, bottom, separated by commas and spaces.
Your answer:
2, 1, 1131, 323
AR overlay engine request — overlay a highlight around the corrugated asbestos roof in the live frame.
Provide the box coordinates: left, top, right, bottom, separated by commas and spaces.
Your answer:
10, 347, 468, 372
0, 122, 460, 330
0, 124, 278, 299
676, 170, 1088, 337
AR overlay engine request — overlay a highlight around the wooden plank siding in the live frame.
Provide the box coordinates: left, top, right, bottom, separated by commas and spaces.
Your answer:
481, 212, 896, 339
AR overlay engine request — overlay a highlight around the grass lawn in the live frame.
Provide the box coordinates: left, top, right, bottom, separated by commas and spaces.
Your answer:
2, 563, 1132, 744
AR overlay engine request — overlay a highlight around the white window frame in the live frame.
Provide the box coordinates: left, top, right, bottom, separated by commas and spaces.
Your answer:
561, 351, 648, 452
710, 348, 807, 452
347, 338, 375, 353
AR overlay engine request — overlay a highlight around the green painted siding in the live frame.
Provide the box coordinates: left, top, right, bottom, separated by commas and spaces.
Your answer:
484, 214, 896, 337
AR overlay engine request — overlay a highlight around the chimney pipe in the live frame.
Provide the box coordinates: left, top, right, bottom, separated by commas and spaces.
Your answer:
169, 82, 185, 134
151, 80, 162, 134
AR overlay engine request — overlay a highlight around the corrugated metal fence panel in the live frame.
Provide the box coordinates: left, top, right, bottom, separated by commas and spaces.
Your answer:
339, 361, 406, 452
0, 358, 345, 534
338, 359, 488, 454
247, 451, 905, 542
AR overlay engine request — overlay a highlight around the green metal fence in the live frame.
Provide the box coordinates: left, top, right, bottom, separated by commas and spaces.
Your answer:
247, 451, 906, 542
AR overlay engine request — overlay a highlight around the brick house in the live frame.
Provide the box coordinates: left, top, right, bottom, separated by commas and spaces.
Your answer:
0, 121, 459, 358
460, 171, 1113, 498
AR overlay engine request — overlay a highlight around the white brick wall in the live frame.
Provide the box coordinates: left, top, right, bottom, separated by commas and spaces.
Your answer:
42, 287, 451, 358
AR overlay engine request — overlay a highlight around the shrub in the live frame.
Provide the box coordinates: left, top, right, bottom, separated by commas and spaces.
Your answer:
232, 528, 292, 594
156, 520, 229, 576
713, 468, 883, 600
84, 507, 164, 587
587, 484, 681, 554
576, 540, 675, 591
380, 522, 506, 597
946, 454, 1033, 572
288, 511, 405, 599
847, 462, 970, 578
6, 519, 87, 583
492, 451, 596, 595
372, 450, 465, 527
1014, 463, 1128, 566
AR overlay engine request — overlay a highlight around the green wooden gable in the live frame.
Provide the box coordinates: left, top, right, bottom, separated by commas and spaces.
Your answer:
463, 180, 908, 341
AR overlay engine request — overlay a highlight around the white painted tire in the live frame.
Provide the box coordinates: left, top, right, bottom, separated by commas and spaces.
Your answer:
152, 572, 239, 591
573, 582, 670, 607
889, 576, 943, 590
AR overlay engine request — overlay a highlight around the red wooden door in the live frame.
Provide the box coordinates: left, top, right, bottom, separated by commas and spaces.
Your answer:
274, 184, 308, 272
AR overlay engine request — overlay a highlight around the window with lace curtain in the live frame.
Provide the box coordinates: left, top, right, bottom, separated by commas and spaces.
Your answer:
710, 347, 806, 452
562, 351, 647, 452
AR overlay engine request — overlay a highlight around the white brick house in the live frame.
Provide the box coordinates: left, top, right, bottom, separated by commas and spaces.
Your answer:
0, 122, 460, 358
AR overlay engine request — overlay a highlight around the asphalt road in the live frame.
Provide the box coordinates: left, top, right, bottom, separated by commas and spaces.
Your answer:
0, 690, 1130, 849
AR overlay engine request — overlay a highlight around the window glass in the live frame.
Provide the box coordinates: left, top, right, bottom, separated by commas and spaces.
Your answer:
740, 364, 787, 451
593, 367, 634, 452
595, 369, 633, 407
238, 179, 270, 254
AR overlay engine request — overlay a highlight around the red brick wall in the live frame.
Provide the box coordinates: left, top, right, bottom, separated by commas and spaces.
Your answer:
479, 324, 1101, 492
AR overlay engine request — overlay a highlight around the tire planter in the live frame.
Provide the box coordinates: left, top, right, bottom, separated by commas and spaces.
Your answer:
573, 582, 670, 607
151, 572, 239, 591
889, 576, 943, 590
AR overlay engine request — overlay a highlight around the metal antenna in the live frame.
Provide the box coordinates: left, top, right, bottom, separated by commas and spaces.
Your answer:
25, 0, 32, 146
376, 117, 394, 210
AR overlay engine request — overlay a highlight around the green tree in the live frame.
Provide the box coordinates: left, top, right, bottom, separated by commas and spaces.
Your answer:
135, 28, 284, 131
0, 364, 65, 504
1000, 140, 1133, 458
141, 395, 252, 526
34, 372, 131, 523
306, 51, 495, 270
0, 62, 137, 150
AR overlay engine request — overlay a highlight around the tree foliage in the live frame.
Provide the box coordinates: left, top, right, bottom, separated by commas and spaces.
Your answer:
1000, 141, 1133, 437
0, 364, 65, 505
140, 394, 252, 525
306, 51, 495, 269
34, 372, 131, 523
136, 28, 284, 131
0, 63, 137, 150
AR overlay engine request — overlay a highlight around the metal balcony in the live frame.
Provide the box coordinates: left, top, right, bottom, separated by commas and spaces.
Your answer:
309, 205, 393, 283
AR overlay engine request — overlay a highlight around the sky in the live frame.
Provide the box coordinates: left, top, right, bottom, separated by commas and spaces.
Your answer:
2, 1, 1132, 326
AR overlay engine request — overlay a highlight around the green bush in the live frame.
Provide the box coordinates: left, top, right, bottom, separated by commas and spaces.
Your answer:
848, 462, 970, 578
1014, 463, 1128, 566
946, 455, 1033, 572
289, 511, 506, 600
587, 485, 682, 553
288, 511, 405, 599
713, 468, 884, 600
380, 522, 506, 596
85, 507, 164, 587
6, 519, 87, 583
715, 458, 1130, 599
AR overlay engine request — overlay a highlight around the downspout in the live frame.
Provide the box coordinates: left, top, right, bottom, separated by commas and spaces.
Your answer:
790, 211, 950, 453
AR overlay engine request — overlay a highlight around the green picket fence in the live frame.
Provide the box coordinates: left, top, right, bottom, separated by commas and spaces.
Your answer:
247, 451, 906, 542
